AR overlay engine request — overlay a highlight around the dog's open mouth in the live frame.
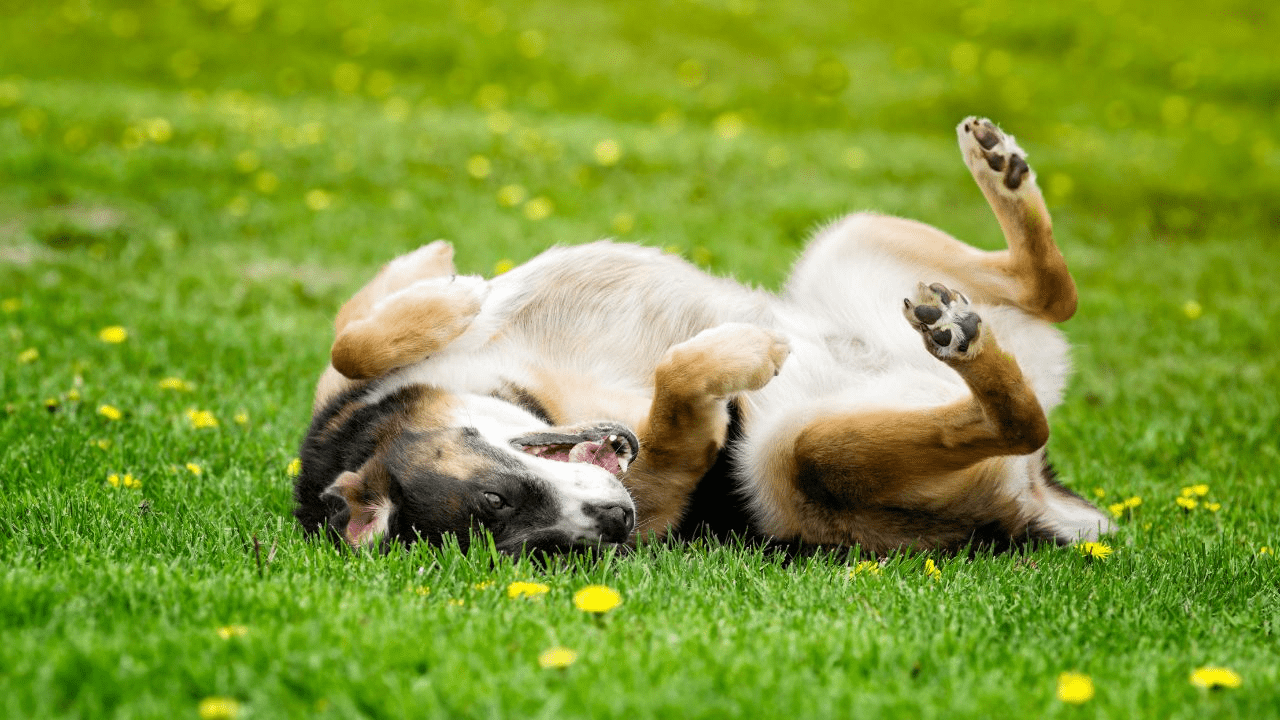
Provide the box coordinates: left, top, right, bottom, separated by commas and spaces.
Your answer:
511, 424, 639, 476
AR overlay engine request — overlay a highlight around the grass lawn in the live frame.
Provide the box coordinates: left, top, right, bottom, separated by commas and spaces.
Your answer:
2, 0, 1278, 717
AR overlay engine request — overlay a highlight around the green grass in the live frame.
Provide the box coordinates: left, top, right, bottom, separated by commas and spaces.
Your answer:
2, 0, 1278, 717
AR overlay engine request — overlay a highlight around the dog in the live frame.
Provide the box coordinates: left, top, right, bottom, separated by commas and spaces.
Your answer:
293, 117, 1115, 555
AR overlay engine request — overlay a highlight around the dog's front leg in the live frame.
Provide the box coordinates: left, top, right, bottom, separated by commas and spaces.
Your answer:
625, 323, 789, 541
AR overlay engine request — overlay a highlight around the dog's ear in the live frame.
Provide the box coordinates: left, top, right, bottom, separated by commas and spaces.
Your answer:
321, 470, 394, 547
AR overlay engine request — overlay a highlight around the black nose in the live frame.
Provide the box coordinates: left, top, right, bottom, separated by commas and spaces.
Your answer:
583, 503, 634, 543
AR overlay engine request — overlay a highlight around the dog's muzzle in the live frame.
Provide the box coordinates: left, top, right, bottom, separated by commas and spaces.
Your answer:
510, 423, 639, 476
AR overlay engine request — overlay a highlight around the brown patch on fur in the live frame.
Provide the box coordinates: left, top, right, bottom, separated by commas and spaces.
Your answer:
331, 286, 482, 380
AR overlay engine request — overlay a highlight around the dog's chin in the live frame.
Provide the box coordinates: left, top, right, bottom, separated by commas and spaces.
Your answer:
497, 529, 632, 559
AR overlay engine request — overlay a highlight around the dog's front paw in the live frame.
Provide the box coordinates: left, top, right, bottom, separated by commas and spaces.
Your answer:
957, 117, 1033, 194
903, 282, 982, 361
667, 323, 790, 397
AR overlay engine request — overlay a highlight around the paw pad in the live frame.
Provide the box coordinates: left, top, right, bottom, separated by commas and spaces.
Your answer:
902, 282, 982, 360
959, 117, 1032, 191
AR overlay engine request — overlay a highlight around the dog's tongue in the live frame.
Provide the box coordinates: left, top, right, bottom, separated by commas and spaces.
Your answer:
568, 440, 624, 476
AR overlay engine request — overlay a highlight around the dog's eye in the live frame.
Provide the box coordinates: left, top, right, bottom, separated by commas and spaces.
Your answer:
483, 492, 507, 509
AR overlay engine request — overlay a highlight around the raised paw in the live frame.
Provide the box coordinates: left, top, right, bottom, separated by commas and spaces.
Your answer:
902, 282, 983, 361
957, 117, 1033, 193
665, 323, 790, 398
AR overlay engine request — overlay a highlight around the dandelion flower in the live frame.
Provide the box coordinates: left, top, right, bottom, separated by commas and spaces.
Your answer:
848, 561, 881, 577
713, 112, 745, 140
1189, 666, 1242, 689
198, 696, 241, 720
507, 581, 550, 599
593, 139, 622, 166
98, 325, 128, 343
611, 212, 635, 235
1182, 300, 1203, 320
98, 404, 123, 421
493, 258, 514, 275
18, 348, 39, 364
305, 189, 333, 211
447, 598, 466, 607
234, 411, 249, 425
186, 462, 203, 476
1191, 484, 1209, 496
573, 585, 622, 613
1076, 542, 1112, 560
286, 458, 302, 477
496, 184, 527, 207
1261, 547, 1272, 556
413, 586, 431, 596
1108, 502, 1126, 519
1056, 672, 1095, 703
1, 298, 19, 313
473, 580, 496, 590
158, 377, 193, 392
523, 197, 553, 221
67, 388, 81, 402
108, 473, 141, 489
923, 558, 942, 580
186, 408, 219, 429
1123, 496, 1142, 508
466, 155, 491, 179
538, 646, 578, 669
91, 438, 112, 450
216, 625, 248, 639
1092, 487, 1106, 499
1205, 502, 1221, 513
1176, 496, 1198, 510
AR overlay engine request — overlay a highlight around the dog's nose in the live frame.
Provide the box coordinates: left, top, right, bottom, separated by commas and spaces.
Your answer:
584, 503, 634, 543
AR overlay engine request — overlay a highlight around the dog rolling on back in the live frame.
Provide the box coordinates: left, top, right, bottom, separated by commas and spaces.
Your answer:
293, 117, 1114, 554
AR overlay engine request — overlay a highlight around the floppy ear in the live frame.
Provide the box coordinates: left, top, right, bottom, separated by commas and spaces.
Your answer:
321, 470, 394, 547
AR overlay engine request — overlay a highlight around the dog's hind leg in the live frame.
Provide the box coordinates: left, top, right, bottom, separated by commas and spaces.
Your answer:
625, 323, 789, 541
750, 283, 1111, 550
787, 118, 1075, 324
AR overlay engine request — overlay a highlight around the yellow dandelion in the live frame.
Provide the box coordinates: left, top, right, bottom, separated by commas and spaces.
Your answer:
1123, 496, 1142, 508
713, 112, 745, 140
1108, 502, 1126, 519
67, 388, 81, 402
466, 155, 491, 179
848, 561, 881, 578
198, 696, 241, 720
573, 585, 622, 613
44, 398, 59, 410
1191, 484, 1209, 496
1189, 666, 1242, 689
473, 580, 496, 590
1206, 502, 1221, 513
538, 646, 578, 669
186, 408, 219, 429
593, 139, 622, 166
1259, 547, 1271, 556
145, 117, 172, 143
18, 348, 39, 364
447, 598, 466, 607
1056, 672, 1095, 704
611, 212, 635, 235
1, 298, 20, 313
507, 581, 550, 599
92, 438, 112, 450
1076, 542, 1112, 560
216, 625, 248, 639
1176, 496, 1198, 510
1182, 300, 1203, 320
107, 473, 120, 487
493, 258, 515, 275
98, 325, 128, 343
123, 474, 141, 489
305, 189, 333, 211
523, 196, 553, 221
158, 377, 193, 392
286, 458, 302, 477
496, 184, 527, 207
923, 558, 942, 580
186, 462, 203, 476
1092, 487, 1106, 499
98, 404, 123, 421
413, 586, 431, 596
234, 411, 249, 425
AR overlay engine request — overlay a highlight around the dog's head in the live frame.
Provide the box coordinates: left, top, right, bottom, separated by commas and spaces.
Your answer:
311, 389, 637, 554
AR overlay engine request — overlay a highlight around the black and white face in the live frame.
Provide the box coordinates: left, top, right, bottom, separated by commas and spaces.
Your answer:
324, 394, 638, 554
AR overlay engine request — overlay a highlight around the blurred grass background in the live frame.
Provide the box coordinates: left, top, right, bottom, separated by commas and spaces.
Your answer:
2, 0, 1278, 718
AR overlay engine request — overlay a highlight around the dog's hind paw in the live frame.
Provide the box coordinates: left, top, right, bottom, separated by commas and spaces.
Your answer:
903, 282, 982, 361
666, 323, 790, 398
957, 117, 1033, 194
